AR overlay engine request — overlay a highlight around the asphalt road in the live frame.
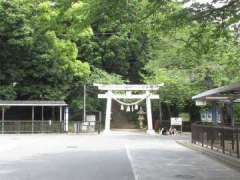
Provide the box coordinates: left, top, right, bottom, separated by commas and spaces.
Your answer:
0, 133, 239, 180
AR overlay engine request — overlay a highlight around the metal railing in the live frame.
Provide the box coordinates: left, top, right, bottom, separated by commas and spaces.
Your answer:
0, 121, 65, 134
192, 122, 240, 158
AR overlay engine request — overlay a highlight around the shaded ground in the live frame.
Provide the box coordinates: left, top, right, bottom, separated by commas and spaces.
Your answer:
0, 132, 239, 180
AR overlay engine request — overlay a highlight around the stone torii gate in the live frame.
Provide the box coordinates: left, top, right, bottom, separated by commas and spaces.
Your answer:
94, 84, 163, 134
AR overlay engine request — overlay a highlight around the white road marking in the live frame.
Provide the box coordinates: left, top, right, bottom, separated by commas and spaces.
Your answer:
125, 144, 139, 180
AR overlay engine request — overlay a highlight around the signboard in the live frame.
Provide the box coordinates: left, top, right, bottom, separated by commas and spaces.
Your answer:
217, 109, 221, 123
200, 111, 207, 122
86, 115, 96, 122
196, 100, 207, 106
171, 117, 182, 126
201, 109, 214, 123
207, 111, 212, 122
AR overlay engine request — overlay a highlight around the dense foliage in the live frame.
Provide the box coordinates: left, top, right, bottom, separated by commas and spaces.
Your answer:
0, 0, 239, 119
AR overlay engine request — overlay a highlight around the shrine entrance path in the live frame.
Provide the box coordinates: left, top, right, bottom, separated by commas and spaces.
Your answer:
0, 133, 239, 180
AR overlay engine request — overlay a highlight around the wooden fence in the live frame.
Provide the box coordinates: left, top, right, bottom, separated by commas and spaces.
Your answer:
0, 121, 65, 133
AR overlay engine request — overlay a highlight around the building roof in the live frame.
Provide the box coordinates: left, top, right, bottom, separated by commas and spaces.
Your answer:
0, 100, 67, 106
192, 83, 240, 101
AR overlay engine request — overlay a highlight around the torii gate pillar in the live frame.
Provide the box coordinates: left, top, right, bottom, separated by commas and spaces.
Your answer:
104, 91, 112, 133
146, 91, 155, 134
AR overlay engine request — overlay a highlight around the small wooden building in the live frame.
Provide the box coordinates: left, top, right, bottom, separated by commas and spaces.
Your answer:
191, 84, 240, 158
192, 83, 240, 126
0, 100, 68, 133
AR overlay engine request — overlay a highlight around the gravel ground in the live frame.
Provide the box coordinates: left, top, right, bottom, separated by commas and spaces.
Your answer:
0, 132, 239, 180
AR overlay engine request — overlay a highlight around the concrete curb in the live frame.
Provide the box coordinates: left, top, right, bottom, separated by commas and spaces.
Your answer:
176, 140, 240, 171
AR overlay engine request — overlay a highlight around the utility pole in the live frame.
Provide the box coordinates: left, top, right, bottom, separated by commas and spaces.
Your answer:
83, 85, 86, 122
159, 90, 163, 128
